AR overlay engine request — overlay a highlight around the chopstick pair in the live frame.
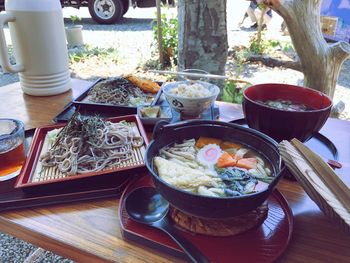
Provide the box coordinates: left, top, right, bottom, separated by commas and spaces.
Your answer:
149, 70, 228, 80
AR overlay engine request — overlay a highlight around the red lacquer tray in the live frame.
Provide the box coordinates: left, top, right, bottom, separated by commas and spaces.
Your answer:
15, 115, 149, 193
0, 175, 132, 212
119, 175, 294, 262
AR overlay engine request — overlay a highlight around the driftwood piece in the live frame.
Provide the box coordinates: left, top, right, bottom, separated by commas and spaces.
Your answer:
262, 0, 350, 98
247, 54, 302, 71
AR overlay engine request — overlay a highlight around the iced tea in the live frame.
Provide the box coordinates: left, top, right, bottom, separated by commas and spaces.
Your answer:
0, 119, 25, 180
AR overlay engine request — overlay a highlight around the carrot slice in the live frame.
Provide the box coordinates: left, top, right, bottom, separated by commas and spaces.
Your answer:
224, 150, 245, 161
236, 158, 258, 169
234, 155, 242, 160
220, 141, 242, 151
196, 137, 222, 148
226, 151, 243, 161
217, 152, 238, 168
226, 149, 248, 161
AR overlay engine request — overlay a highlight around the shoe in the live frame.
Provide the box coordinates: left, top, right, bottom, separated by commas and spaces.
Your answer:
250, 23, 258, 29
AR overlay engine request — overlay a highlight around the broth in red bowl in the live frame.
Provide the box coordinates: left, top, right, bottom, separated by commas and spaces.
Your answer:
243, 83, 332, 142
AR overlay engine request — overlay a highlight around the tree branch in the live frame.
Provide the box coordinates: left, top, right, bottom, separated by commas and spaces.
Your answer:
246, 54, 303, 71
263, 0, 288, 16
330, 41, 350, 62
259, 0, 346, 97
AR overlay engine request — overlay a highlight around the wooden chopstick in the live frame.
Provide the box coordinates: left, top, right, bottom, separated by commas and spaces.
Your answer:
149, 70, 228, 80
290, 138, 350, 213
151, 89, 163, 106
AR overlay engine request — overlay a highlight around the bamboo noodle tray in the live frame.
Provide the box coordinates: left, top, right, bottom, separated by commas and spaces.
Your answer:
79, 92, 153, 108
73, 78, 160, 115
15, 115, 149, 193
279, 139, 350, 234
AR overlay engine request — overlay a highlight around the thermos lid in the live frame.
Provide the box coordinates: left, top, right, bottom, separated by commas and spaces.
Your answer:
5, 0, 61, 11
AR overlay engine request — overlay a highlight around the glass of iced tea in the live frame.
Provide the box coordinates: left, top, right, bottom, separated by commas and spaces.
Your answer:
0, 119, 25, 181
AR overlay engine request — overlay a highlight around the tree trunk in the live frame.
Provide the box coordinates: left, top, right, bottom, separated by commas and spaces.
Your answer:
263, 0, 350, 98
156, 0, 164, 68
177, 0, 228, 95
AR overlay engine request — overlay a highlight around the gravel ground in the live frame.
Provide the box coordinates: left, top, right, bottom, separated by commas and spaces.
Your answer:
0, 3, 350, 262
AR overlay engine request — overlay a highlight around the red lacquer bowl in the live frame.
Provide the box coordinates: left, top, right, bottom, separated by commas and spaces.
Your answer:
243, 83, 332, 142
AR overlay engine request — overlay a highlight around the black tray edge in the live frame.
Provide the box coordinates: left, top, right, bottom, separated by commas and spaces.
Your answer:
229, 118, 339, 161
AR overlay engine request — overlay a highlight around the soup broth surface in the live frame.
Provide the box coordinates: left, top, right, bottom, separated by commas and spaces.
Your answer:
153, 137, 274, 198
257, 99, 314, 111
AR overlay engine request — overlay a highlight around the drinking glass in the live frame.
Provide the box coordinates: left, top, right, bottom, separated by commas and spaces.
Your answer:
0, 119, 25, 181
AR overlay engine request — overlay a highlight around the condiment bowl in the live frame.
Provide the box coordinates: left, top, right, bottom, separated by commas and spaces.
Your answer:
243, 83, 332, 142
145, 120, 283, 219
137, 105, 172, 125
162, 81, 220, 117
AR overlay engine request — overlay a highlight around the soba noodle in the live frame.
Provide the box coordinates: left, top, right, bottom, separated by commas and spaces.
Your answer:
40, 114, 144, 175
87, 77, 151, 106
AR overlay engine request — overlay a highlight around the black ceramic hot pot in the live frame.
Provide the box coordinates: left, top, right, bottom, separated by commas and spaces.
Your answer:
145, 120, 284, 219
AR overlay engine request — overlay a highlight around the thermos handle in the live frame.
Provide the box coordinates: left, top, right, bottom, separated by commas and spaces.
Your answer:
0, 13, 24, 73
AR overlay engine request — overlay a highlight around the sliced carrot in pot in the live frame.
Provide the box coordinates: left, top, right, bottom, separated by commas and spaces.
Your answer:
236, 158, 258, 169
196, 137, 222, 148
217, 152, 238, 168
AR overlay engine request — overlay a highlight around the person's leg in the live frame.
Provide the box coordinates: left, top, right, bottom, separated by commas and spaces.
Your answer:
253, 8, 272, 29
247, 7, 258, 28
247, 7, 257, 23
263, 13, 272, 27
263, 9, 272, 27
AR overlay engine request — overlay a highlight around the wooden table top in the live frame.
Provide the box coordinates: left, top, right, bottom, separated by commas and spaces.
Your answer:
0, 80, 349, 263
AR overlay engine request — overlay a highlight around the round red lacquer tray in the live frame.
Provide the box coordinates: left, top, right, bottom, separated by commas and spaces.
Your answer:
119, 175, 293, 262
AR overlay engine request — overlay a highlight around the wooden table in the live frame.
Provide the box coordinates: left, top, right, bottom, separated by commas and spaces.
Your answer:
0, 80, 349, 263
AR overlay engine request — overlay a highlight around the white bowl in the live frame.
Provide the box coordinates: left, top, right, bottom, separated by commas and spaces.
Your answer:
162, 81, 220, 117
